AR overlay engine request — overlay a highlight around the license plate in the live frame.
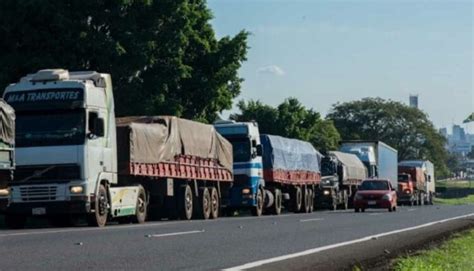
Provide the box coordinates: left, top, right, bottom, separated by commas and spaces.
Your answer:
32, 207, 46, 216
368, 201, 376, 205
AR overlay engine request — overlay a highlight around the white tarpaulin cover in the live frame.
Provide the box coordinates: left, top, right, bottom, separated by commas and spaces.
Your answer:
329, 151, 367, 181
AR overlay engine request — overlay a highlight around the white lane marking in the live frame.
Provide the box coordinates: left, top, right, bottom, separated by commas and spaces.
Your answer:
368, 213, 383, 216
0, 221, 183, 238
150, 230, 204, 238
407, 209, 416, 212
224, 212, 474, 270
300, 218, 324, 222
0, 213, 297, 238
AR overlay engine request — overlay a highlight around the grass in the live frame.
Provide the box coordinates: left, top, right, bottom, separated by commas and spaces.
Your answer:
394, 229, 474, 271
436, 179, 473, 189
434, 195, 474, 205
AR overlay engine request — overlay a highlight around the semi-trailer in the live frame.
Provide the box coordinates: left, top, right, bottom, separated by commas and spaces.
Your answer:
398, 160, 435, 205
260, 134, 322, 214
3, 69, 233, 228
340, 141, 398, 189
316, 151, 367, 210
0, 99, 15, 213
214, 121, 323, 215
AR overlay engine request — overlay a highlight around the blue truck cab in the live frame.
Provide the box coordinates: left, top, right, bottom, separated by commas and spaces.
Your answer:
214, 121, 264, 215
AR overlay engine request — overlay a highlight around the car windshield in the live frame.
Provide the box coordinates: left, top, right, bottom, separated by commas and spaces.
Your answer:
228, 138, 251, 163
359, 181, 389, 191
16, 110, 86, 147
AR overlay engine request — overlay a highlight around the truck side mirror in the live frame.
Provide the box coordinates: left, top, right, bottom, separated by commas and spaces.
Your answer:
256, 145, 263, 156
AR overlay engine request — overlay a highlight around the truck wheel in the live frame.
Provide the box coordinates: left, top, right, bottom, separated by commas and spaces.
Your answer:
429, 193, 434, 205
355, 208, 360, 213
343, 191, 349, 210
292, 187, 302, 213
331, 197, 337, 211
272, 189, 282, 215
251, 188, 264, 216
5, 214, 26, 229
132, 186, 147, 224
195, 187, 211, 220
210, 187, 219, 219
302, 188, 311, 213
87, 184, 109, 227
178, 185, 193, 220
308, 189, 314, 213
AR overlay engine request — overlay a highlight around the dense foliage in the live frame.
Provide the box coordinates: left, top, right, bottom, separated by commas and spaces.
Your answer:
231, 98, 341, 153
327, 98, 450, 177
0, 0, 248, 122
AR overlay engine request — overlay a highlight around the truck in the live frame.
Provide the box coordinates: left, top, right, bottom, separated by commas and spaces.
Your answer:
340, 141, 398, 189
214, 121, 323, 215
0, 99, 15, 213
3, 69, 233, 228
398, 160, 435, 205
316, 151, 367, 210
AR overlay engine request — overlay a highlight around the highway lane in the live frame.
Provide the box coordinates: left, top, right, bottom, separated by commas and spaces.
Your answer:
0, 204, 473, 270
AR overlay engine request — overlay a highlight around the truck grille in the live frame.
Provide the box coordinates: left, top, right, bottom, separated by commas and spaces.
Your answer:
15, 164, 81, 183
20, 186, 57, 201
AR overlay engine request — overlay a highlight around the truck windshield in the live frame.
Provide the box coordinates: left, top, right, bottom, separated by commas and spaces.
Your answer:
321, 158, 335, 176
228, 138, 251, 162
398, 175, 409, 182
16, 110, 86, 147
359, 181, 389, 191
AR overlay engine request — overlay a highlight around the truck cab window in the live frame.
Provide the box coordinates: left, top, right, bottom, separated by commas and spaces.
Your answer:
88, 112, 104, 138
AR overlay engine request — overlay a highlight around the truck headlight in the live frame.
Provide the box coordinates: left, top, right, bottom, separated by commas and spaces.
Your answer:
242, 188, 251, 194
323, 190, 330, 195
382, 194, 392, 200
70, 186, 84, 194
0, 188, 9, 196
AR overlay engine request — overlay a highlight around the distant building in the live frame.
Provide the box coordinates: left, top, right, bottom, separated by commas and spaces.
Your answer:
409, 95, 418, 109
439, 128, 448, 138
452, 125, 466, 142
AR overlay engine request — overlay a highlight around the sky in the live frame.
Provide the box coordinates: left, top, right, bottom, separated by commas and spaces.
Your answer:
207, 0, 473, 133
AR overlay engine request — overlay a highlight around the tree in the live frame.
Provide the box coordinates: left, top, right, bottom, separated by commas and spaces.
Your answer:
0, 0, 248, 122
327, 98, 450, 177
231, 98, 341, 153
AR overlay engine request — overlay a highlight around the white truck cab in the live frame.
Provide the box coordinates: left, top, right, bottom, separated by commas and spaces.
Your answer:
3, 69, 142, 228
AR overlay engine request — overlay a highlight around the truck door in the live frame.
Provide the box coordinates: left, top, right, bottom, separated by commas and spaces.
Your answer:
87, 110, 106, 190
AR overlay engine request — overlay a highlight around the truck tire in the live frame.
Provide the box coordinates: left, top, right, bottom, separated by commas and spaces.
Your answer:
5, 214, 26, 229
309, 188, 314, 213
132, 186, 147, 224
271, 188, 282, 215
303, 188, 311, 213
291, 186, 302, 213
428, 192, 434, 205
210, 187, 219, 219
195, 187, 211, 220
178, 184, 194, 220
87, 184, 109, 227
343, 191, 349, 210
251, 188, 264, 216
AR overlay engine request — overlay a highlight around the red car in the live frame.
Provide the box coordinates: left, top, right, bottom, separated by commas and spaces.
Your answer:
354, 179, 397, 212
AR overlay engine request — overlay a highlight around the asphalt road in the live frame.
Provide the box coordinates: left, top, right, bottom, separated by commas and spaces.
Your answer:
0, 204, 473, 271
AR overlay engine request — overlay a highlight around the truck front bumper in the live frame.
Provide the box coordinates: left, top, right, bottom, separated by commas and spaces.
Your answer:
6, 200, 91, 216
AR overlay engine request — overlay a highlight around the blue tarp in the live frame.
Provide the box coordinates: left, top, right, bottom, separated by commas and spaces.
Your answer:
260, 134, 322, 173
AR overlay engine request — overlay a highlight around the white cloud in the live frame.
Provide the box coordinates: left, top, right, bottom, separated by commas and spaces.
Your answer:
257, 65, 286, 76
